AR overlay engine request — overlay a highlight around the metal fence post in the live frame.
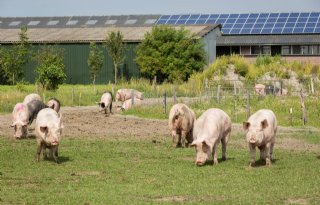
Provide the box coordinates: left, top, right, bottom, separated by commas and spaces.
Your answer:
217, 84, 221, 104
131, 89, 134, 105
163, 91, 167, 114
205, 78, 209, 100
72, 86, 75, 105
173, 86, 176, 105
246, 90, 250, 119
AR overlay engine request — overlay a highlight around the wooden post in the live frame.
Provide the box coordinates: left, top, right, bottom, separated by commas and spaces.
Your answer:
290, 107, 293, 126
299, 89, 307, 126
153, 76, 157, 93
112, 83, 115, 96
131, 90, 134, 105
173, 86, 176, 105
234, 99, 237, 122
79, 92, 82, 107
311, 77, 314, 94
163, 91, 167, 114
217, 85, 221, 104
233, 81, 237, 95
72, 86, 75, 105
43, 93, 46, 102
205, 78, 209, 100
192, 80, 195, 97
246, 90, 250, 119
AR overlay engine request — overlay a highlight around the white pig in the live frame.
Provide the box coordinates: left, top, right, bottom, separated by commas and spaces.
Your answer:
168, 103, 196, 148
23, 93, 42, 104
98, 91, 113, 115
243, 109, 277, 167
121, 98, 142, 110
116, 89, 143, 102
191, 108, 231, 166
35, 108, 63, 163
47, 98, 61, 113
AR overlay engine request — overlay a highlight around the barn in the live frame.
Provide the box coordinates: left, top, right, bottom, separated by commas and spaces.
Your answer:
0, 15, 221, 84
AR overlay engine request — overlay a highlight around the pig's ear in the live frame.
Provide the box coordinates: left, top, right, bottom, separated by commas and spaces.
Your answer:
40, 126, 48, 134
243, 122, 250, 130
190, 141, 196, 147
261, 119, 268, 129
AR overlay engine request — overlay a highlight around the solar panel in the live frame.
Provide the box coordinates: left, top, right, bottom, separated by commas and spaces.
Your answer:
156, 12, 320, 35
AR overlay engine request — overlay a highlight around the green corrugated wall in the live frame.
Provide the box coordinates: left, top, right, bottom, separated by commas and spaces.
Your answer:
23, 42, 140, 84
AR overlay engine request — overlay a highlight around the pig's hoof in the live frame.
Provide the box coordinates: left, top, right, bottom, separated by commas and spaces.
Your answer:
249, 161, 255, 167
213, 160, 218, 165
266, 159, 272, 166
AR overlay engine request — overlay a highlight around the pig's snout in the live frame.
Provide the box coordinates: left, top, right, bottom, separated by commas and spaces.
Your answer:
196, 160, 205, 166
249, 136, 256, 143
51, 141, 59, 146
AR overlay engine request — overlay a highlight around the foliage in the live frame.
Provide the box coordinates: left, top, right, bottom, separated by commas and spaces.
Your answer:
104, 31, 125, 84
135, 25, 206, 83
0, 27, 30, 84
87, 42, 104, 85
34, 45, 66, 90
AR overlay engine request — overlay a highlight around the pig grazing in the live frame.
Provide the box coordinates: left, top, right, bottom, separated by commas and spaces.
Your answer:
243, 109, 277, 167
47, 98, 61, 113
116, 89, 143, 102
23, 93, 42, 104
11, 100, 47, 138
35, 108, 63, 163
98, 91, 113, 115
191, 108, 231, 166
120, 98, 142, 110
168, 103, 196, 148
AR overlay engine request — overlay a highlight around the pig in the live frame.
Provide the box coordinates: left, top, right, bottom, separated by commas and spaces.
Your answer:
11, 100, 47, 138
168, 103, 196, 148
98, 91, 113, 115
243, 109, 277, 167
254, 84, 265, 95
47, 97, 61, 113
35, 108, 63, 163
191, 108, 231, 166
116, 89, 143, 102
120, 98, 142, 110
23, 93, 42, 104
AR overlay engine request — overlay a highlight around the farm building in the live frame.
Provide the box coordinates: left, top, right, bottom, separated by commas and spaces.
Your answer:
158, 12, 320, 64
1, 12, 320, 84
0, 15, 221, 84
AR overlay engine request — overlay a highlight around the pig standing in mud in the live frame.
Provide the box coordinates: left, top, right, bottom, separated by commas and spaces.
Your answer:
98, 91, 113, 115
11, 100, 47, 138
168, 103, 196, 148
23, 93, 42, 104
116, 89, 143, 102
35, 108, 63, 163
120, 98, 142, 110
47, 98, 61, 113
243, 109, 277, 167
191, 108, 231, 166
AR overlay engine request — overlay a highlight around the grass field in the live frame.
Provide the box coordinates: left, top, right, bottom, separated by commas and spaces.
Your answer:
0, 130, 319, 204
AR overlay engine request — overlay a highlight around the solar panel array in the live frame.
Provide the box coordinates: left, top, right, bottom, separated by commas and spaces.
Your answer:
156, 12, 320, 35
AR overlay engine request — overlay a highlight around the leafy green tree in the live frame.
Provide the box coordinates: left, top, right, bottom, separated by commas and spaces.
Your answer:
0, 27, 30, 84
88, 42, 104, 88
135, 25, 206, 83
104, 31, 125, 84
34, 45, 66, 90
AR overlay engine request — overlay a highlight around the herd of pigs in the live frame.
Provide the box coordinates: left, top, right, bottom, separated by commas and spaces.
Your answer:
10, 88, 277, 167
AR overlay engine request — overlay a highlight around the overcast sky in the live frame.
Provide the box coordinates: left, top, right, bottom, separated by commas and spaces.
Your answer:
0, 0, 319, 17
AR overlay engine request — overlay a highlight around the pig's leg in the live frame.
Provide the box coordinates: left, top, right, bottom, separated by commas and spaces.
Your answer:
249, 143, 256, 167
36, 141, 42, 162
171, 130, 177, 147
265, 143, 272, 166
221, 132, 230, 161
212, 143, 218, 165
269, 142, 274, 161
51, 146, 59, 163
42, 144, 47, 160
181, 130, 187, 148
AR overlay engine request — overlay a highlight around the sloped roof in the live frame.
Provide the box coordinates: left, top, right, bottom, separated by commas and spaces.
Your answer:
217, 34, 320, 46
0, 25, 220, 43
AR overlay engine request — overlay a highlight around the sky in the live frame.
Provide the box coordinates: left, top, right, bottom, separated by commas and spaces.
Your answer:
0, 0, 319, 17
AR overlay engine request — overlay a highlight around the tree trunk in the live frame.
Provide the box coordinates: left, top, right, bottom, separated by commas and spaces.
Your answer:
114, 62, 117, 84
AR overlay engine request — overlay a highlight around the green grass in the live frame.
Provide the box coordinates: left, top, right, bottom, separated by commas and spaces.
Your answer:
0, 132, 319, 204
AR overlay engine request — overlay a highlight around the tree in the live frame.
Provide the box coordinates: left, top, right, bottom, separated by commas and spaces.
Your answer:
34, 45, 66, 90
104, 31, 125, 84
135, 25, 206, 83
87, 42, 104, 90
0, 27, 30, 84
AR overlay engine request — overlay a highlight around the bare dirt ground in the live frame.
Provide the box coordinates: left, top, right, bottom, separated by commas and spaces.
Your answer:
1, 102, 319, 152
